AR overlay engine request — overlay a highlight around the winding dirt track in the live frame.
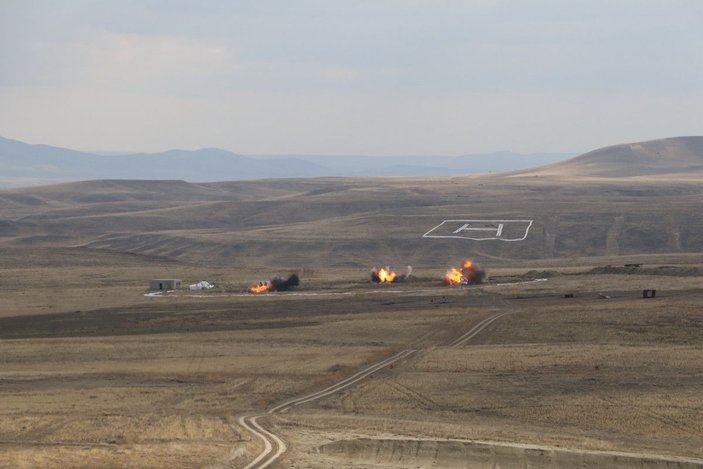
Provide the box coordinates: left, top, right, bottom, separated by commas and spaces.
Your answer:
235, 280, 546, 468
237, 349, 417, 469
236, 290, 515, 468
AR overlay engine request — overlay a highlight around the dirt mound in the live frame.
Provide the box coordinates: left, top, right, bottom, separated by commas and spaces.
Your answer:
522, 269, 559, 279
585, 265, 703, 277
317, 438, 703, 468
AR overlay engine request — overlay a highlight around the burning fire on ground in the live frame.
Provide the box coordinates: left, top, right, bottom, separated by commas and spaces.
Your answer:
444, 259, 486, 286
249, 273, 300, 294
371, 265, 412, 283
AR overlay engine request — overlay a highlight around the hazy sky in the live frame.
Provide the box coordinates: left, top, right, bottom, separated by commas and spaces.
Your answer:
1, 1, 701, 155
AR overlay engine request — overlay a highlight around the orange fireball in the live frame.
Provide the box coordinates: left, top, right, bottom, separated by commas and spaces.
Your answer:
249, 281, 272, 294
444, 259, 484, 286
444, 267, 465, 286
371, 265, 412, 284
375, 267, 397, 283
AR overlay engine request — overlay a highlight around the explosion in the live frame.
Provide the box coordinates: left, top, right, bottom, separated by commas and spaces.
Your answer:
444, 259, 485, 286
249, 281, 272, 294
444, 267, 465, 286
371, 266, 412, 283
371, 266, 397, 283
249, 274, 300, 294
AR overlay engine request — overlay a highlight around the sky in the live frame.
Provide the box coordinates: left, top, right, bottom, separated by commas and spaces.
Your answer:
1, 0, 702, 156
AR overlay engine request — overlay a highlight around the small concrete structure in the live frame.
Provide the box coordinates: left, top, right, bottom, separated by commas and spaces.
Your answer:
149, 279, 182, 290
643, 289, 657, 298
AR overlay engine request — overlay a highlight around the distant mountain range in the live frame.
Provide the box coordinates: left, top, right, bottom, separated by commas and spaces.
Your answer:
3, 135, 702, 189
0, 136, 572, 188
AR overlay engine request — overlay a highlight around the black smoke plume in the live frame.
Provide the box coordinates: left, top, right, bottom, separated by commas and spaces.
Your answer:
270, 273, 300, 291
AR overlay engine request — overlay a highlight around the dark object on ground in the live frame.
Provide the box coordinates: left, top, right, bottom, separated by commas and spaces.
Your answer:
271, 274, 300, 291
643, 289, 657, 298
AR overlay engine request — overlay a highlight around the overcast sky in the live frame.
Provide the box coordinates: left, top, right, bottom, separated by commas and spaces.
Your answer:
1, 1, 701, 155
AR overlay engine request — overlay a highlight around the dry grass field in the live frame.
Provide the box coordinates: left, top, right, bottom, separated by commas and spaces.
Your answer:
0, 247, 701, 468
2, 171, 703, 268
1, 164, 703, 467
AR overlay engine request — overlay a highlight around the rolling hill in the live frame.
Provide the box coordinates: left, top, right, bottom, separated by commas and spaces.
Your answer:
1, 177, 703, 268
516, 136, 703, 177
1, 136, 702, 268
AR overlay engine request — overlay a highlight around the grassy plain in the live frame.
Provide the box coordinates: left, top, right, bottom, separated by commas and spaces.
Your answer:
2, 173, 703, 268
1, 171, 702, 467
0, 246, 701, 467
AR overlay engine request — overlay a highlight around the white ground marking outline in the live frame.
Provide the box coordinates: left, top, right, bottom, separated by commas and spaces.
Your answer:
422, 219, 534, 241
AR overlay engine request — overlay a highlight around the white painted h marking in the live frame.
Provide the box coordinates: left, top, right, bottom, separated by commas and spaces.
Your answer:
453, 223, 504, 237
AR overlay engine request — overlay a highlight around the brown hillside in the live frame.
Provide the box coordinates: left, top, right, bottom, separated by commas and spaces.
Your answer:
2, 173, 703, 267
516, 136, 703, 177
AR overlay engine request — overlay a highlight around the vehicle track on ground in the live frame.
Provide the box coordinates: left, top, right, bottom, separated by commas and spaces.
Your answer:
599, 396, 703, 439
237, 349, 415, 468
448, 310, 512, 348
384, 380, 443, 411
236, 290, 524, 468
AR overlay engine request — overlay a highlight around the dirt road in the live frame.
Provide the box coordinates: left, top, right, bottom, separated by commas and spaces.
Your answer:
237, 349, 416, 469
236, 291, 513, 469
